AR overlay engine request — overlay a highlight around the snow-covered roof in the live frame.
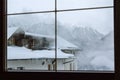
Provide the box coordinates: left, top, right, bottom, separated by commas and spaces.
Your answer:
25, 32, 55, 39
25, 32, 78, 49
7, 27, 79, 50
7, 46, 74, 60
57, 37, 78, 49
7, 27, 19, 39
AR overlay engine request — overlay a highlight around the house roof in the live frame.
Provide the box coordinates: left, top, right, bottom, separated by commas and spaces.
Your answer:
57, 37, 78, 49
7, 46, 74, 60
7, 28, 80, 60
7, 27, 19, 39
25, 32, 55, 42
25, 32, 78, 49
8, 27, 78, 49
7, 27, 24, 39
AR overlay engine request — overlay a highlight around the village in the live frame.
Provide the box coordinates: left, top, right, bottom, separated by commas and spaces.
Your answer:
7, 27, 81, 71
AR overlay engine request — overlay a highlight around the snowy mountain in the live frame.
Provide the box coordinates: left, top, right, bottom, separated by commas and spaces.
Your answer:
57, 24, 104, 50
8, 14, 54, 32
26, 23, 55, 36
71, 26, 103, 49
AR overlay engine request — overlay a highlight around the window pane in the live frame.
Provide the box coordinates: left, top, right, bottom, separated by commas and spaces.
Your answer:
7, 13, 56, 71
57, 8, 114, 71
57, 0, 113, 10
8, 0, 55, 14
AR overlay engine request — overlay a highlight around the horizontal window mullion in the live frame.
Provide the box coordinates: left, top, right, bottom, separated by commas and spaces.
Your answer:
56, 6, 113, 13
6, 6, 113, 16
7, 10, 56, 16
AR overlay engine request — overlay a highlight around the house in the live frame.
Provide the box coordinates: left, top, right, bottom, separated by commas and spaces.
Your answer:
7, 27, 79, 70
24, 32, 54, 50
7, 27, 25, 47
7, 46, 75, 70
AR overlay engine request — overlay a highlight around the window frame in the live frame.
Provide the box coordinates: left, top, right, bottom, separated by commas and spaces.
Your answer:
5, 0, 114, 72
0, 1, 118, 75
2, 0, 120, 80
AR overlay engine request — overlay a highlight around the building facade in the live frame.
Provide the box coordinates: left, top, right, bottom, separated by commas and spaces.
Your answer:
7, 27, 79, 70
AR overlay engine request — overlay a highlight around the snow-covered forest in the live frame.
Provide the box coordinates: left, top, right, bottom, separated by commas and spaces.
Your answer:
8, 13, 114, 71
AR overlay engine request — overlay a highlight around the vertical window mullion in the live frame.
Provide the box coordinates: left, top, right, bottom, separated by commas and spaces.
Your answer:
55, 0, 57, 72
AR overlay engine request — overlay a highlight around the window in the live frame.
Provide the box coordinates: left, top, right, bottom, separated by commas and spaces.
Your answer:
53, 64, 56, 70
48, 64, 51, 71
70, 63, 72, 70
6, 0, 114, 72
8, 67, 14, 70
17, 67, 25, 70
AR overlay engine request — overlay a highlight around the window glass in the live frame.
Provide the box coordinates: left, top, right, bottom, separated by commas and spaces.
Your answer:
57, 8, 114, 71
57, 0, 113, 10
7, 13, 56, 70
8, 0, 55, 14
7, 0, 114, 72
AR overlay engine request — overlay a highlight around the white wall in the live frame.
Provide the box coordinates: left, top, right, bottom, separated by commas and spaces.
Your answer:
66, 58, 75, 70
7, 58, 77, 70
8, 59, 50, 70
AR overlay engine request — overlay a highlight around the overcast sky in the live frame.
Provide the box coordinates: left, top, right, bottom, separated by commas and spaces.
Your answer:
8, 0, 55, 13
8, 0, 113, 13
57, 0, 113, 10
58, 8, 113, 35
8, 0, 113, 35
